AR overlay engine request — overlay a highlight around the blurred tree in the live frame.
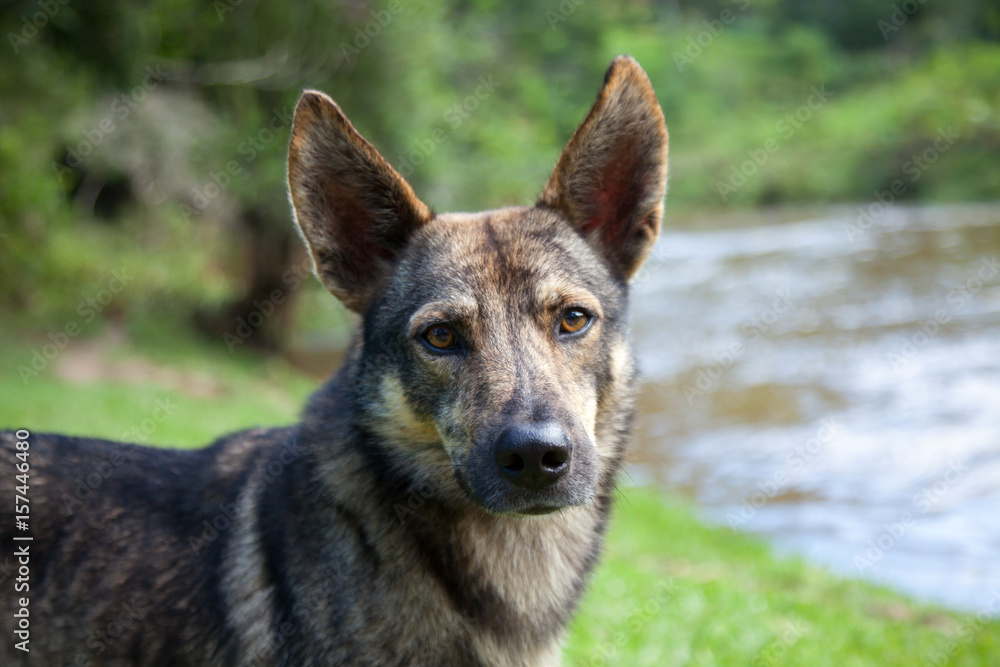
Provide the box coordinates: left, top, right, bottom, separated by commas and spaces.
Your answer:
1, 0, 998, 346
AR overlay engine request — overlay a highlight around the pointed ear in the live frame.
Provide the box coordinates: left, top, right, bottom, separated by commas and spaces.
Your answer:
537, 55, 668, 281
287, 90, 431, 312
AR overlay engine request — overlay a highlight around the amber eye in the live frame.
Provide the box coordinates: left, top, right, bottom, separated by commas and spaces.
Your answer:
423, 324, 458, 350
560, 310, 590, 334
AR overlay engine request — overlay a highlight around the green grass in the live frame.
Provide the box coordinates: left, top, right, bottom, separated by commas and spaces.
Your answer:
0, 321, 316, 447
565, 490, 998, 666
1, 325, 997, 665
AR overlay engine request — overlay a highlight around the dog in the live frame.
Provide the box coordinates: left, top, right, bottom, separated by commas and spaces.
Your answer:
0, 54, 668, 666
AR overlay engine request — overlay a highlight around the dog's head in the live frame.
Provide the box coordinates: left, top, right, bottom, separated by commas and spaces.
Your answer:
288, 56, 667, 516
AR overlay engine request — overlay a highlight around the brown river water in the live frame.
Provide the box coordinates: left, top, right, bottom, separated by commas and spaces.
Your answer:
628, 204, 1000, 611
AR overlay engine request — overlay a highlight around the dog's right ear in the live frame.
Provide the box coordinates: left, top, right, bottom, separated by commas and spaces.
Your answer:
287, 91, 431, 312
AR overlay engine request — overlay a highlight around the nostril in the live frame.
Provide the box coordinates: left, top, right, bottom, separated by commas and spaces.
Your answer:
494, 422, 572, 491
500, 452, 525, 474
540, 449, 568, 471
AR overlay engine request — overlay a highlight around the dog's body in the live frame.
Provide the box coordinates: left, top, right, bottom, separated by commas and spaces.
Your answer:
1, 56, 667, 666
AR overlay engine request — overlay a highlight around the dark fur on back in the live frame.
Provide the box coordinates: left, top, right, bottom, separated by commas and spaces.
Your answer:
0, 55, 667, 666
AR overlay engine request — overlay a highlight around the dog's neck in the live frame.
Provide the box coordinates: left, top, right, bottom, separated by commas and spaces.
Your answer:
293, 369, 614, 662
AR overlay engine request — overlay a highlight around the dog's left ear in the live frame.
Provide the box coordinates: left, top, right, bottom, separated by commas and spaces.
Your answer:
537, 55, 668, 281
287, 90, 432, 312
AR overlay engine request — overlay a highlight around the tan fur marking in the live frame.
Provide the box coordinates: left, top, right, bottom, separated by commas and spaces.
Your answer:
408, 297, 478, 339
534, 274, 603, 320
372, 374, 441, 446
465, 505, 601, 665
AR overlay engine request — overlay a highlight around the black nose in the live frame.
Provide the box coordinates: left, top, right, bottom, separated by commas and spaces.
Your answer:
494, 423, 571, 491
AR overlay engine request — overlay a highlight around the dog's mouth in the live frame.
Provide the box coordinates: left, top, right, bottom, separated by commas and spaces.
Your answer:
452, 465, 592, 516
484, 498, 582, 517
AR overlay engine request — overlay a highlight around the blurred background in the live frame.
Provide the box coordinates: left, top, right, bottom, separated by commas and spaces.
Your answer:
1, 0, 999, 625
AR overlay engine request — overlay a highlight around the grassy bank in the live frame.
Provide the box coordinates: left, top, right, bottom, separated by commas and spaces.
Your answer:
566, 489, 998, 666
1, 325, 997, 665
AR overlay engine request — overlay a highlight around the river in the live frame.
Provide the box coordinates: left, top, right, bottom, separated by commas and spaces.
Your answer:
629, 203, 1000, 611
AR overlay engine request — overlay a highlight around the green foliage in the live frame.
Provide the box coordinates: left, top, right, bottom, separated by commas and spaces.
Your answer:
1, 0, 999, 330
